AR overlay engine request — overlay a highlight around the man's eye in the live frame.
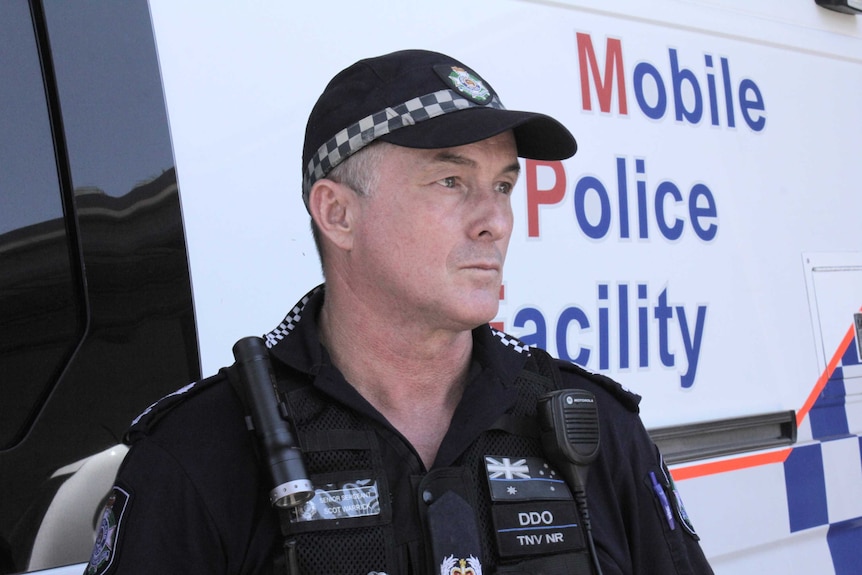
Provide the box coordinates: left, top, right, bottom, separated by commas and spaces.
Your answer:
438, 176, 457, 188
495, 182, 513, 195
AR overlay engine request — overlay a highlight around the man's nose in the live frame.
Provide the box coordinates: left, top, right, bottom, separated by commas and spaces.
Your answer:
469, 187, 513, 241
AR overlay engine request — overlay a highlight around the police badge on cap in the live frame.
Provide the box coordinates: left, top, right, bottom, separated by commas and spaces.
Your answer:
434, 64, 494, 104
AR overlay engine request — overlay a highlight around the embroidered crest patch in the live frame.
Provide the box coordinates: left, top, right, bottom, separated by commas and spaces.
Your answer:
434, 64, 493, 104
663, 462, 698, 536
86, 486, 130, 574
440, 554, 483, 575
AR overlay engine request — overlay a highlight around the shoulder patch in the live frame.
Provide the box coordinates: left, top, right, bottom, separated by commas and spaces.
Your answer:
557, 360, 641, 413
661, 457, 698, 538
86, 486, 130, 574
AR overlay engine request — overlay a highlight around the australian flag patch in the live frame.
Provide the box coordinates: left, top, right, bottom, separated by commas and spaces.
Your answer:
484, 456, 572, 501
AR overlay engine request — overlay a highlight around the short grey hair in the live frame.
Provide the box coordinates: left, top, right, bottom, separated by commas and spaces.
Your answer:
326, 140, 391, 195
309, 140, 392, 268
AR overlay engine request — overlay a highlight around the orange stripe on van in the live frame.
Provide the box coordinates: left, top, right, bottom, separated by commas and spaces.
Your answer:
671, 448, 792, 481
673, 307, 860, 481
796, 323, 858, 427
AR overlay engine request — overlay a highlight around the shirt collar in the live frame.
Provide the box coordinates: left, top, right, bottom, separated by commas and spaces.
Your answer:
265, 283, 531, 383
264, 284, 534, 467
264, 284, 327, 374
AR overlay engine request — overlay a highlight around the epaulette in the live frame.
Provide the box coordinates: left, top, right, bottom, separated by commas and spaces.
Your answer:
124, 369, 230, 443
528, 345, 641, 413
556, 359, 641, 413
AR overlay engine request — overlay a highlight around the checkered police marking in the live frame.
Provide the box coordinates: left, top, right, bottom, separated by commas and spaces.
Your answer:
265, 285, 321, 347
130, 381, 197, 427
783, 331, 862, 574
302, 89, 505, 206
490, 328, 531, 354
675, 318, 861, 573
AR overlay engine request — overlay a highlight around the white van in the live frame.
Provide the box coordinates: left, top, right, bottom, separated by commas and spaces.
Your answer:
2, 0, 860, 573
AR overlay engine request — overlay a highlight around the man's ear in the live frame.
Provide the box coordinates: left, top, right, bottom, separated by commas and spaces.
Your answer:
308, 179, 356, 251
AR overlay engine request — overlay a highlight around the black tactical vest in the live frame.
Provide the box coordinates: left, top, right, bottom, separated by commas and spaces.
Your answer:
268, 348, 597, 575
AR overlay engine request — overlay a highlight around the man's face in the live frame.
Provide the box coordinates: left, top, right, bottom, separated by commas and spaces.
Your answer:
348, 130, 519, 334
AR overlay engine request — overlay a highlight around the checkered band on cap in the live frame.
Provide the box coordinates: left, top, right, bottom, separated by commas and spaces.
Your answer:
302, 88, 505, 207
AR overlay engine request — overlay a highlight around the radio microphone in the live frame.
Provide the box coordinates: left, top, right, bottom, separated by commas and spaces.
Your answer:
538, 389, 603, 575
538, 389, 600, 488
232, 336, 314, 509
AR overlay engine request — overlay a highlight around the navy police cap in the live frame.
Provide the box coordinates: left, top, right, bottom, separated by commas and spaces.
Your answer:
301, 49, 577, 210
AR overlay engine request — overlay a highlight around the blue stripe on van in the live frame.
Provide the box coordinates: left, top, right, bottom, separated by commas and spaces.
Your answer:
827, 516, 862, 575
784, 443, 828, 532
809, 371, 849, 440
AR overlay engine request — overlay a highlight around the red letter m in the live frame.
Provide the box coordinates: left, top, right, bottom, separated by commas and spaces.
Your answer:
577, 33, 627, 114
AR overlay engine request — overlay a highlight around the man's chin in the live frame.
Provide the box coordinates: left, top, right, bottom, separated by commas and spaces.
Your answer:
459, 298, 500, 330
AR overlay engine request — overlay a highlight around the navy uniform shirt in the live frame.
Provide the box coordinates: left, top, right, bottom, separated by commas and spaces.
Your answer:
87, 285, 713, 574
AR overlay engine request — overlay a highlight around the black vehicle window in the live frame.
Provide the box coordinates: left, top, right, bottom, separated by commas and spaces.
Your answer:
43, 0, 175, 197
0, 0, 84, 449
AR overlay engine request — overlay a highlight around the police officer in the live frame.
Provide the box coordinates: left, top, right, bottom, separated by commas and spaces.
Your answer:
86, 49, 713, 574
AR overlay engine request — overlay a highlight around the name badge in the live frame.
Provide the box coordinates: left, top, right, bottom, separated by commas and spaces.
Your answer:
492, 501, 585, 557
290, 478, 380, 523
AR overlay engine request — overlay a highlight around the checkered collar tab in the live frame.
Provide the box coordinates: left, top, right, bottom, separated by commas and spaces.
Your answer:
472, 324, 532, 385
301, 87, 506, 209
264, 284, 322, 350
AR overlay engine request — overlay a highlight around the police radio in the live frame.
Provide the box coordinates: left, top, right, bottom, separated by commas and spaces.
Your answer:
538, 389, 603, 575
232, 336, 314, 509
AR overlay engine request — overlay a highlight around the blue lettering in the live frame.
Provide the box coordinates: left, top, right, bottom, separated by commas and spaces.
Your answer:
705, 55, 720, 126
598, 284, 610, 369
670, 49, 703, 124
721, 57, 735, 128
655, 289, 674, 367
574, 176, 611, 240
637, 284, 649, 368
597, 40, 764, 129
635, 159, 649, 239
633, 61, 667, 120
507, 283, 707, 387
739, 78, 766, 131
618, 283, 630, 369
677, 304, 708, 388
654, 181, 684, 240
576, 33, 765, 131
689, 184, 718, 241
556, 307, 591, 366
575, 158, 719, 242
514, 307, 546, 349
616, 157, 630, 239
